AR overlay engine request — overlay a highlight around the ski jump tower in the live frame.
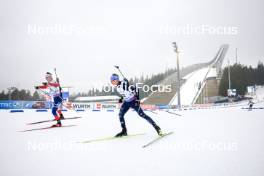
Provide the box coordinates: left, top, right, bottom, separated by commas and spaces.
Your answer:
143, 44, 229, 105
190, 44, 229, 104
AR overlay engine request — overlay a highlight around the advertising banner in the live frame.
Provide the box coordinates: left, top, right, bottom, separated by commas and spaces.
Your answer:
0, 101, 51, 109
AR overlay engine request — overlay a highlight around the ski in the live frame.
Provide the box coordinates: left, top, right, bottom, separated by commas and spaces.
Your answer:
78, 133, 146, 144
19, 125, 77, 132
26, 116, 82, 125
142, 131, 174, 148
242, 107, 264, 110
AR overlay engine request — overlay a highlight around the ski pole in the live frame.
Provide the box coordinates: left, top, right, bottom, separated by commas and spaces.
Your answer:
164, 110, 181, 116
147, 109, 158, 114
54, 68, 63, 94
54, 68, 59, 82
114, 65, 126, 78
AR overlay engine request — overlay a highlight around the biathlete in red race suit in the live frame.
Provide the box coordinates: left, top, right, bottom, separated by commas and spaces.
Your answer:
35, 72, 64, 127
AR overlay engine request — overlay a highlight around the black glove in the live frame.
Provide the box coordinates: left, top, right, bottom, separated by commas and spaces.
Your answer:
118, 97, 123, 103
35, 86, 39, 89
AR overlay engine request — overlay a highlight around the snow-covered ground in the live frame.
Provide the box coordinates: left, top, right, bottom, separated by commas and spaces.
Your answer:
1, 103, 264, 176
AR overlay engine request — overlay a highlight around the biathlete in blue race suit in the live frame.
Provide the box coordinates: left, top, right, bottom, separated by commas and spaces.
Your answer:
110, 73, 162, 137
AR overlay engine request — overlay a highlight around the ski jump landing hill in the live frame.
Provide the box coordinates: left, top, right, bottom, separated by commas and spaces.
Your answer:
143, 44, 229, 106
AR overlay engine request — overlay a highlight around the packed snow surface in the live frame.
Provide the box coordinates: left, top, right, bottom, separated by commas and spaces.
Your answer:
1, 103, 264, 176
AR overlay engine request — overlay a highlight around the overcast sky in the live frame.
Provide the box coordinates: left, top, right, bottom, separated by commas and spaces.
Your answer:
0, 0, 263, 93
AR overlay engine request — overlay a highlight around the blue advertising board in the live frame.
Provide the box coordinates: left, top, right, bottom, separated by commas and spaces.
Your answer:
0, 101, 51, 109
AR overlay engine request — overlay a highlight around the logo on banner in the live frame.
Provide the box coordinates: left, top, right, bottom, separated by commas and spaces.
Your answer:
96, 103, 102, 110
102, 104, 117, 109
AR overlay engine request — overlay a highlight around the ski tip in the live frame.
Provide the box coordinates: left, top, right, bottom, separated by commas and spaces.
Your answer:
142, 131, 174, 148
159, 131, 174, 137
77, 141, 93, 144
18, 130, 27, 132
164, 131, 174, 135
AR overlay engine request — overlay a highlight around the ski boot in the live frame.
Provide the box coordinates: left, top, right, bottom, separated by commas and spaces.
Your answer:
51, 120, 62, 127
52, 116, 62, 127
115, 128, 127, 137
154, 125, 163, 136
59, 113, 65, 120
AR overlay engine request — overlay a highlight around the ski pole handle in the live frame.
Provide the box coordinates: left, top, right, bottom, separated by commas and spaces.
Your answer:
114, 65, 126, 78
54, 68, 60, 83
